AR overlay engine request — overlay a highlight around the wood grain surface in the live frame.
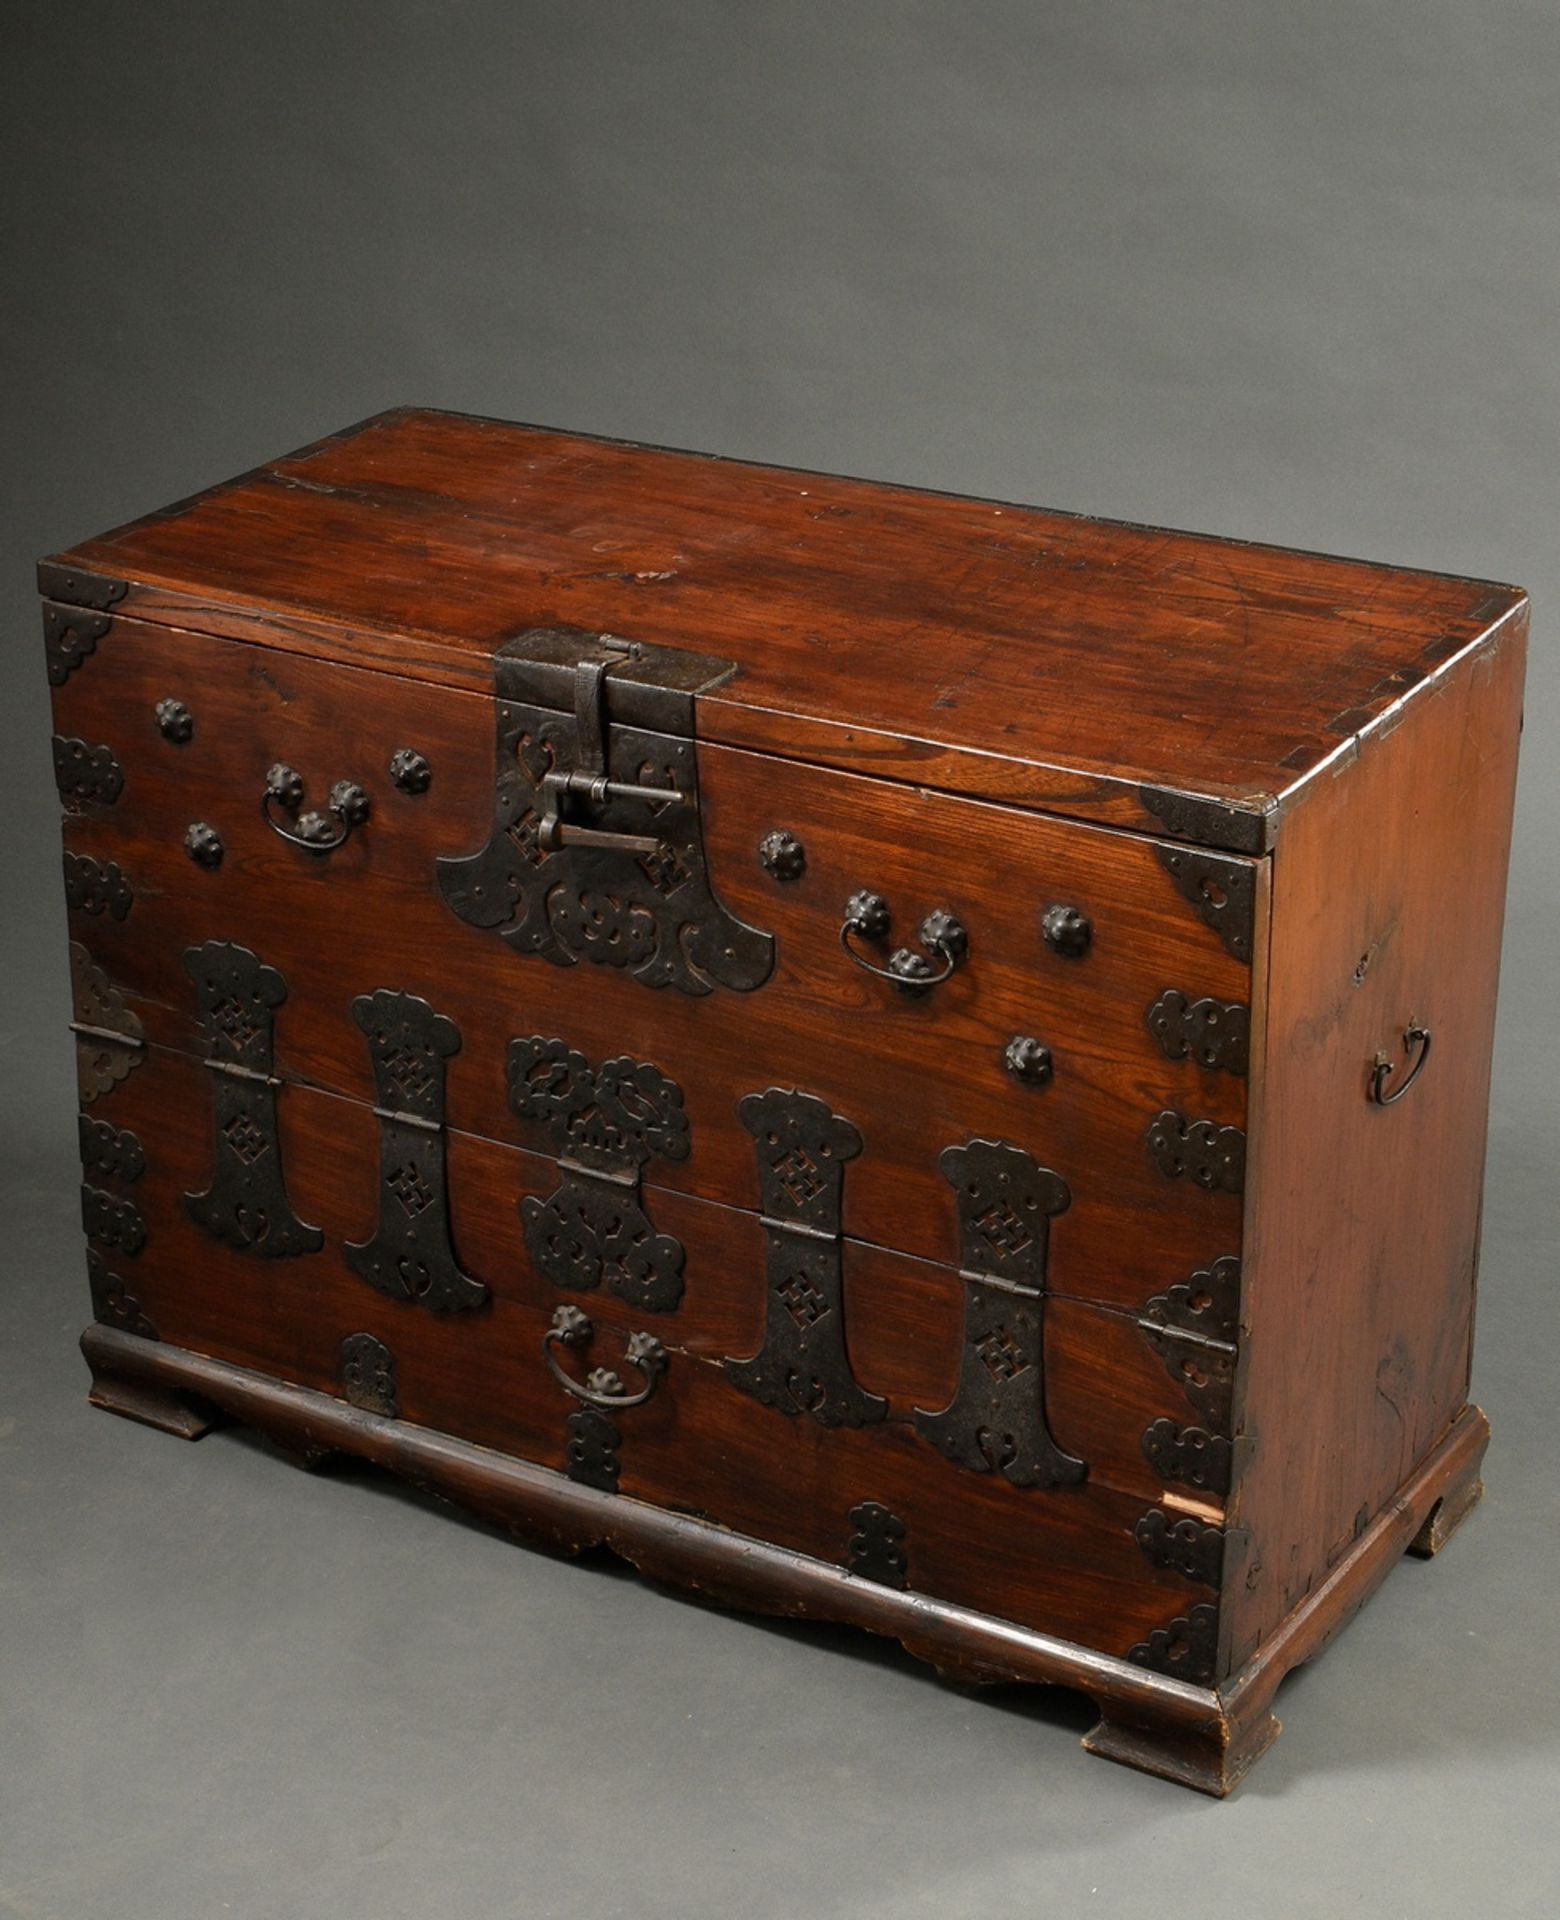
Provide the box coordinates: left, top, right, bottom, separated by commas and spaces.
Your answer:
54, 611, 1253, 1313
1227, 622, 1526, 1673
44, 407, 1525, 846
77, 1040, 1224, 1659
42, 409, 1527, 1790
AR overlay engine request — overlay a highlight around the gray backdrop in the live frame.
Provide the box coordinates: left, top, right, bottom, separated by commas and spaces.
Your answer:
3, 5, 1556, 1916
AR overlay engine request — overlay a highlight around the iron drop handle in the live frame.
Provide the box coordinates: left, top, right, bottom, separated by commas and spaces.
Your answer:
263, 762, 371, 852
841, 891, 969, 995
543, 1304, 667, 1408
1369, 1022, 1432, 1106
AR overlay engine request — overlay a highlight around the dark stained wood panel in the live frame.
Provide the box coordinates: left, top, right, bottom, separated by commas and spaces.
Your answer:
81, 1044, 1219, 1656
44, 407, 1525, 848
55, 612, 1252, 1315
46, 407, 1525, 1791
1226, 626, 1525, 1672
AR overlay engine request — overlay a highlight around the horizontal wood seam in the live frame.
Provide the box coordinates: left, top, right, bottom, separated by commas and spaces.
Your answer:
111, 1030, 1238, 1333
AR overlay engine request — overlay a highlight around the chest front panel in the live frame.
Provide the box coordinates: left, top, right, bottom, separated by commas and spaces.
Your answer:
42, 410, 1525, 1794
53, 609, 1253, 1676
53, 614, 1252, 1303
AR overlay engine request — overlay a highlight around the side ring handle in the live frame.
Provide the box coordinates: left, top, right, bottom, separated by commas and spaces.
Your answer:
543, 1304, 667, 1408
262, 762, 371, 853
840, 890, 969, 996
1369, 1022, 1432, 1106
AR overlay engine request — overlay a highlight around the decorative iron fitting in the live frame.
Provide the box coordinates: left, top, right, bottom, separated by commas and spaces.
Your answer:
758, 829, 806, 882
724, 1088, 886, 1429
840, 892, 968, 996
185, 823, 224, 870
263, 762, 371, 853
156, 697, 194, 744
437, 628, 774, 995
1146, 991, 1249, 1076
389, 747, 432, 795
183, 941, 323, 1259
81, 1184, 147, 1257
846, 1502, 909, 1589
53, 736, 124, 806
38, 561, 129, 613
63, 851, 134, 920
87, 1248, 156, 1340
1142, 1254, 1239, 1344
1129, 1602, 1220, 1686
1145, 1338, 1235, 1432
1003, 1036, 1053, 1087
38, 566, 127, 684
345, 991, 488, 1314
543, 1304, 668, 1408
78, 1115, 145, 1185
339, 1333, 399, 1417
510, 1036, 689, 1312
70, 942, 145, 1105
566, 1407, 622, 1492
1140, 1419, 1233, 1496
1137, 1256, 1240, 1429
1041, 904, 1092, 958
1154, 844, 1256, 964
1146, 1110, 1246, 1193
1134, 1509, 1226, 1589
43, 604, 113, 686
1139, 783, 1269, 857
914, 1139, 1085, 1490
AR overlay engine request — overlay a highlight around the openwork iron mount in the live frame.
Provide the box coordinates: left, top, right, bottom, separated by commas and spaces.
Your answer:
182, 941, 322, 1259
1137, 1255, 1240, 1432
510, 1036, 690, 1313
54, 736, 124, 806
914, 1138, 1085, 1489
437, 629, 775, 996
39, 564, 127, 685
70, 942, 145, 1105
846, 1502, 909, 1590
339, 1333, 399, 1418
1146, 1111, 1247, 1193
724, 1088, 886, 1428
1147, 991, 1249, 1076
345, 990, 488, 1314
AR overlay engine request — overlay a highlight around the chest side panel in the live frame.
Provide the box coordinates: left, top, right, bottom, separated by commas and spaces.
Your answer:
1229, 621, 1526, 1672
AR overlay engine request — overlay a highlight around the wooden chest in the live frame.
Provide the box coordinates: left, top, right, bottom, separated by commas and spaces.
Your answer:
43, 409, 1525, 1793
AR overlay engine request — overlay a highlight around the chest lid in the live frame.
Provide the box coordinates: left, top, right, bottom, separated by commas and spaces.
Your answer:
39, 406, 1525, 853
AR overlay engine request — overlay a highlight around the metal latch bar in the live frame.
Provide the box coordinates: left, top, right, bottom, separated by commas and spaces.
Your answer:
537, 640, 689, 854
69, 1020, 146, 1051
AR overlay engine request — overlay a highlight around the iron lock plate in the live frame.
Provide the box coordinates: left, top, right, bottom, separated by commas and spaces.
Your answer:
436, 627, 774, 995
